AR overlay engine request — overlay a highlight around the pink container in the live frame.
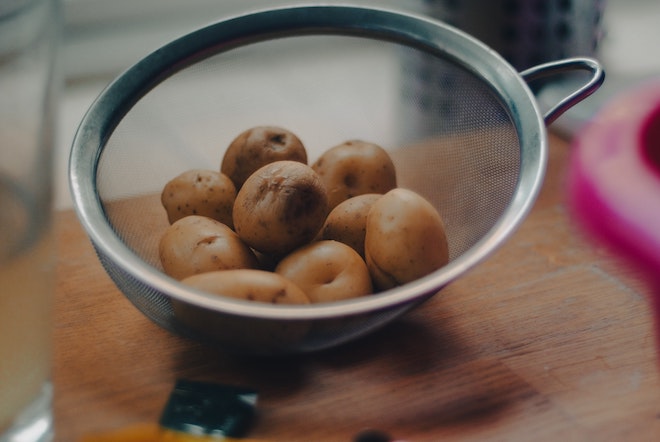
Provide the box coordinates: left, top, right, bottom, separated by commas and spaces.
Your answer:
568, 79, 660, 339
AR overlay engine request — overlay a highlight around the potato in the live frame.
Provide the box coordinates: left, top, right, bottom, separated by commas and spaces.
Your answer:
275, 240, 372, 303
319, 193, 381, 258
175, 269, 311, 353
181, 269, 310, 304
161, 169, 236, 227
159, 215, 258, 280
365, 188, 449, 290
311, 140, 397, 209
233, 160, 328, 256
221, 126, 308, 189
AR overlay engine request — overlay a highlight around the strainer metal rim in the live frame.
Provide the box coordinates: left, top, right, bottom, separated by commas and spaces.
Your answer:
69, 4, 547, 320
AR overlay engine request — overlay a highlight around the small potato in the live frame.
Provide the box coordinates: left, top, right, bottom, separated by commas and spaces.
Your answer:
276, 240, 373, 303
175, 269, 311, 353
233, 160, 328, 256
161, 169, 236, 227
159, 215, 258, 280
221, 126, 308, 189
181, 269, 310, 304
365, 188, 449, 290
312, 140, 397, 209
319, 193, 382, 258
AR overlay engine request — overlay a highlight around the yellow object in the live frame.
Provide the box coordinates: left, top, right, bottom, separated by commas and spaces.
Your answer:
78, 423, 266, 442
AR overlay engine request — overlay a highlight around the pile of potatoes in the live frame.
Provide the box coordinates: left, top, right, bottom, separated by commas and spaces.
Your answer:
159, 126, 449, 305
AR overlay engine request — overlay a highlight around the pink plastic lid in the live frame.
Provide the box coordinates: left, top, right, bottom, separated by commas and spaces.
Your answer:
568, 80, 660, 283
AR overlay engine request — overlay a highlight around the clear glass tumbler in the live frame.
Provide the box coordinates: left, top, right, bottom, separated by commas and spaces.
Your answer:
0, 0, 60, 440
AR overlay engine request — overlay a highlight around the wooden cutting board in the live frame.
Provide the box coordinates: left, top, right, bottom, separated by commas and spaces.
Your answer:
52, 134, 660, 441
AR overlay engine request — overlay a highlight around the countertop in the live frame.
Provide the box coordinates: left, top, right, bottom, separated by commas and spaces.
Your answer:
51, 2, 660, 440
53, 133, 660, 441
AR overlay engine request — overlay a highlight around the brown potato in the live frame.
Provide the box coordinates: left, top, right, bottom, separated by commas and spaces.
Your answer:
275, 240, 373, 303
175, 269, 312, 353
365, 188, 449, 290
161, 169, 236, 227
181, 269, 310, 304
311, 140, 396, 209
172, 300, 312, 354
159, 215, 258, 280
233, 160, 328, 256
221, 126, 307, 189
319, 193, 382, 258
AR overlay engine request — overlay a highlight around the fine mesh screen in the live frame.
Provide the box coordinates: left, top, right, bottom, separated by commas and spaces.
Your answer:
97, 35, 520, 270
88, 30, 524, 353
69, 4, 611, 353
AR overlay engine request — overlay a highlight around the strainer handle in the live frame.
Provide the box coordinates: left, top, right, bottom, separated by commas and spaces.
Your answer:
521, 57, 605, 126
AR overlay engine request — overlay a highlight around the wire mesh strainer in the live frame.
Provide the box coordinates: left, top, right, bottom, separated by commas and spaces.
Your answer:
69, 5, 603, 354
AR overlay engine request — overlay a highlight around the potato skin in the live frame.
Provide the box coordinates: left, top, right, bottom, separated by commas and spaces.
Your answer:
233, 160, 329, 256
161, 169, 236, 227
181, 269, 310, 304
173, 270, 312, 353
365, 188, 449, 290
275, 240, 372, 303
319, 193, 381, 258
221, 126, 307, 189
312, 140, 396, 209
159, 215, 258, 280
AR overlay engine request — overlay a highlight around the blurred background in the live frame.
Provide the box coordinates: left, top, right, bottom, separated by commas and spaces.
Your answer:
56, 0, 660, 209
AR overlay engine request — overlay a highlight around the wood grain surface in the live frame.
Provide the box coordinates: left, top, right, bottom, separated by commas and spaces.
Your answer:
53, 134, 660, 441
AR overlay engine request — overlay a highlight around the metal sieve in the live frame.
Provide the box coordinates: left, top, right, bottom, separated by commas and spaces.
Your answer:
69, 4, 603, 355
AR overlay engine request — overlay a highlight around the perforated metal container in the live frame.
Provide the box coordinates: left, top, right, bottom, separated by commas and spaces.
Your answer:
69, 5, 603, 354
418, 0, 605, 70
